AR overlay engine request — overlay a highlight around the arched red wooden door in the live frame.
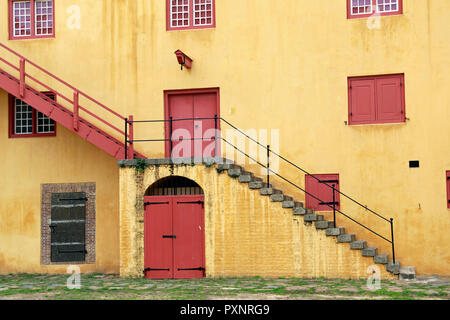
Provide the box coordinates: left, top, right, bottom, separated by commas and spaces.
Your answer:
144, 195, 205, 279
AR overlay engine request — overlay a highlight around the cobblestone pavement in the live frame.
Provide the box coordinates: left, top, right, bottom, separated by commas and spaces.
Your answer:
0, 274, 449, 300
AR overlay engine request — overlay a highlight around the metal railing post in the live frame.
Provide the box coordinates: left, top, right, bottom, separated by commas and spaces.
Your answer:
128, 115, 134, 159
332, 184, 336, 228
390, 218, 396, 263
214, 114, 218, 159
267, 145, 270, 186
124, 117, 128, 160
169, 116, 173, 158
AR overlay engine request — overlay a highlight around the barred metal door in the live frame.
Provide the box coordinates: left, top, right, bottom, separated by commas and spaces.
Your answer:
50, 192, 87, 262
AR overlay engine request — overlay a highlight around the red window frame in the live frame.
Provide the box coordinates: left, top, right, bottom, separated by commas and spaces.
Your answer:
347, 0, 403, 19
8, 92, 57, 138
446, 171, 450, 209
166, 0, 216, 31
8, 0, 55, 40
348, 74, 406, 125
305, 174, 340, 212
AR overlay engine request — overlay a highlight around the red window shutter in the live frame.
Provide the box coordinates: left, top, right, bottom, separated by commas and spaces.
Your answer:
349, 78, 376, 124
447, 171, 450, 209
305, 174, 340, 211
376, 75, 405, 123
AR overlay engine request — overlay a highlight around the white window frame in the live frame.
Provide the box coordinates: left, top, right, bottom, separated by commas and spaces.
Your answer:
12, 1, 32, 37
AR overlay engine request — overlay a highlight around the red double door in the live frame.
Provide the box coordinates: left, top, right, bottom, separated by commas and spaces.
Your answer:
144, 195, 205, 279
165, 89, 220, 158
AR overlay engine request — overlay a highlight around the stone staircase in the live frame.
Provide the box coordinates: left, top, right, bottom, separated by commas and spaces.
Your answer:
216, 161, 415, 280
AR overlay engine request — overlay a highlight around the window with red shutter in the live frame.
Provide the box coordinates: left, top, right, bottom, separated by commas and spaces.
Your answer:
305, 174, 340, 212
446, 171, 450, 209
376, 76, 404, 122
167, 0, 215, 31
349, 78, 376, 124
348, 74, 405, 125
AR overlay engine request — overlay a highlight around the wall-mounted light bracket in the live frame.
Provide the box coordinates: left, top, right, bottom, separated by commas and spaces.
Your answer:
175, 50, 193, 70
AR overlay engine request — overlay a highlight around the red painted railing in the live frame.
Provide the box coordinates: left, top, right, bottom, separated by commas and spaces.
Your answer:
0, 43, 134, 150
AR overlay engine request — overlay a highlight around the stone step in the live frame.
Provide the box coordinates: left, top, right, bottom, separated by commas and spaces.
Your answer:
270, 192, 292, 202
374, 254, 389, 264
282, 201, 303, 208
260, 187, 274, 195
228, 165, 243, 178
315, 220, 334, 229
217, 161, 239, 169
304, 214, 324, 222
238, 171, 254, 183
337, 234, 356, 243
326, 227, 345, 236
362, 247, 378, 257
399, 266, 416, 280
386, 261, 400, 275
293, 207, 309, 215
216, 163, 234, 171
350, 240, 367, 250
249, 181, 271, 190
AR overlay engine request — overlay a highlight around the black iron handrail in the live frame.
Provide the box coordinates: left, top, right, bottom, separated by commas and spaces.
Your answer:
124, 116, 396, 263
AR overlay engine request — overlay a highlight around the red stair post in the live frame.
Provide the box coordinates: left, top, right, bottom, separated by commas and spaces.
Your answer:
73, 90, 79, 131
19, 58, 25, 98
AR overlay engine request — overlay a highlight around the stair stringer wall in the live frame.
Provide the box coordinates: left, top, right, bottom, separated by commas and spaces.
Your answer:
119, 163, 396, 280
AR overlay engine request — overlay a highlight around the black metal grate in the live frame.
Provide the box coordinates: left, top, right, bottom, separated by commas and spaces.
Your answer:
50, 192, 87, 263
145, 176, 204, 196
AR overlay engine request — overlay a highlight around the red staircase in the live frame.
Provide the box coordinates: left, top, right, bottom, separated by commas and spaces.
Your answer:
0, 43, 142, 159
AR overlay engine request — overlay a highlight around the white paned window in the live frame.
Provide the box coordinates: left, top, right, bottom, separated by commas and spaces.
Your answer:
12, 96, 55, 136
376, 0, 399, 13
193, 0, 213, 26
10, 0, 54, 39
170, 0, 190, 28
37, 111, 55, 133
168, 0, 215, 30
12, 1, 32, 37
14, 98, 33, 134
35, 0, 54, 36
350, 0, 373, 15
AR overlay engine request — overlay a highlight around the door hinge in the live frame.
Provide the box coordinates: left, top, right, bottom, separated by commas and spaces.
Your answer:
144, 267, 170, 273
319, 201, 339, 206
177, 200, 204, 205
177, 267, 205, 271
144, 201, 169, 207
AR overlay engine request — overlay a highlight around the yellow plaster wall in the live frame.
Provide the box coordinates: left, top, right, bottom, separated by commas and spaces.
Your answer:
0, 1, 449, 275
119, 164, 396, 280
0, 90, 120, 274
